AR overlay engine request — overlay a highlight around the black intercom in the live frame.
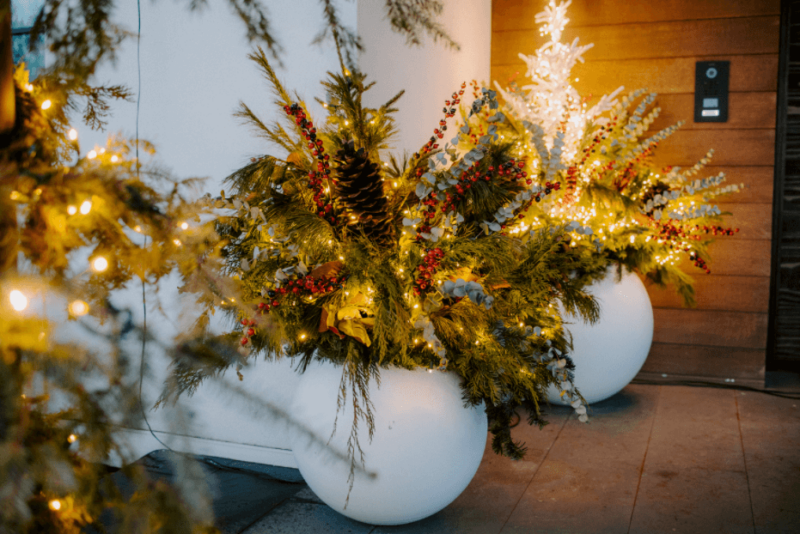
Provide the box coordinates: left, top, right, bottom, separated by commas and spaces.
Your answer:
694, 61, 729, 123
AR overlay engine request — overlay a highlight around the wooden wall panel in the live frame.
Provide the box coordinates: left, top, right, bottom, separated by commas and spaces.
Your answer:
645, 275, 770, 312
492, 17, 779, 65
491, 0, 779, 383
492, 55, 779, 97
492, 0, 780, 31
640, 343, 765, 381
702, 167, 774, 205
652, 130, 776, 167
650, 93, 777, 131
653, 309, 768, 348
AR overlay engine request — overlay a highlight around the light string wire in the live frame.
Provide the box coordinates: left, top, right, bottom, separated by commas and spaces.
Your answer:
135, 0, 171, 452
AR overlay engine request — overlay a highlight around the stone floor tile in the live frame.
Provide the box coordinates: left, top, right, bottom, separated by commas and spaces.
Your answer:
500, 385, 659, 534
501, 461, 641, 534
629, 386, 754, 534
628, 465, 754, 534
735, 391, 800, 534
104, 450, 306, 534
545, 385, 660, 469
643, 386, 746, 472
242, 502, 374, 534
371, 408, 571, 534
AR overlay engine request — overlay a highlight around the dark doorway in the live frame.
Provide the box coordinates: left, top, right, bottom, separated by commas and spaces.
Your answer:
769, 0, 800, 371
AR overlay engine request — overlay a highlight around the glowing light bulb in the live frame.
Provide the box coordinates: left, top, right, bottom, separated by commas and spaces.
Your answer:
69, 300, 89, 316
68, 129, 78, 141
110, 155, 119, 163
80, 200, 92, 214
9, 290, 28, 311
25, 84, 33, 92
173, 239, 182, 247
49, 499, 61, 511
299, 333, 307, 340
91, 257, 108, 273
67, 434, 77, 443
87, 150, 97, 159
41, 99, 51, 110
134, 226, 142, 233
67, 205, 77, 215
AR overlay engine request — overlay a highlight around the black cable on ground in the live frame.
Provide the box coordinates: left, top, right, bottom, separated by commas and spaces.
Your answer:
630, 378, 800, 400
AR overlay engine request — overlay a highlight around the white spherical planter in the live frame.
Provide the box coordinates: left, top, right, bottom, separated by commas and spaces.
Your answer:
548, 266, 654, 405
290, 361, 487, 525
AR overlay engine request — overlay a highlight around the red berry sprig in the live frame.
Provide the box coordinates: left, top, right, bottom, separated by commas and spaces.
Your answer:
283, 102, 337, 225
413, 248, 445, 296
413, 82, 465, 160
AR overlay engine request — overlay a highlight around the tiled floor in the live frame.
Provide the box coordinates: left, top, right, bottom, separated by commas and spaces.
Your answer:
117, 382, 800, 534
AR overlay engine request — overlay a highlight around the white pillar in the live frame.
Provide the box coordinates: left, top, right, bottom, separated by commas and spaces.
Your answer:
358, 0, 492, 155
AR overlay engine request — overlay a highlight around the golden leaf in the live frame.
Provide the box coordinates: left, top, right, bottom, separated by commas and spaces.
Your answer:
286, 152, 303, 165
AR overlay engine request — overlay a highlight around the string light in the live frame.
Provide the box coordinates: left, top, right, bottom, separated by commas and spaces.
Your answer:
79, 200, 92, 214
91, 257, 108, 273
173, 239, 182, 246
48, 499, 61, 511
41, 99, 51, 110
180, 222, 189, 230
67, 205, 77, 215
87, 150, 97, 159
69, 300, 89, 316
299, 333, 307, 340
67, 129, 78, 141
67, 434, 77, 443
9, 290, 28, 311
110, 155, 119, 163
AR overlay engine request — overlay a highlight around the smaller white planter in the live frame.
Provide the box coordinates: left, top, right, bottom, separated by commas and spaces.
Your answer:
548, 266, 654, 405
290, 360, 487, 525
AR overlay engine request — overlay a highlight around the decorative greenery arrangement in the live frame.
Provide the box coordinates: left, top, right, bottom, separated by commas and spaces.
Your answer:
489, 0, 742, 306
162, 47, 611, 472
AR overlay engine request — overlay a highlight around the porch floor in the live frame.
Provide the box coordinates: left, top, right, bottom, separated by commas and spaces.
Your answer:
119, 378, 800, 534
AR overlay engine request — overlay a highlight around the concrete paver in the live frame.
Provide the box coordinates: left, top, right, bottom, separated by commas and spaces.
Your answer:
502, 385, 659, 534
103, 382, 800, 534
736, 391, 800, 534
628, 386, 754, 534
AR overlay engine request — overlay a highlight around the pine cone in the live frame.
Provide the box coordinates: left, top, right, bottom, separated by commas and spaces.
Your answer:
334, 141, 395, 247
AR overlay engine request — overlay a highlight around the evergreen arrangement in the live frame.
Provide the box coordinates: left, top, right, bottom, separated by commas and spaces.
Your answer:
490, 0, 742, 306
162, 47, 609, 472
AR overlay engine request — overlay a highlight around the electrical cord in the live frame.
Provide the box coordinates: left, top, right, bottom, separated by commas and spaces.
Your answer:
630, 378, 800, 400
134, 0, 172, 453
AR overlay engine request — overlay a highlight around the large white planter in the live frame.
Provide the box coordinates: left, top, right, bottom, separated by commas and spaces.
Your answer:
548, 266, 654, 405
290, 360, 487, 525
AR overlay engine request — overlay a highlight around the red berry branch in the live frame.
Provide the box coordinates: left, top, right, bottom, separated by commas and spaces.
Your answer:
283, 102, 338, 226
413, 247, 444, 296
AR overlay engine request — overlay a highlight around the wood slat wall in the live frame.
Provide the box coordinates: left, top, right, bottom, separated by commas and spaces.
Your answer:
491, 0, 780, 382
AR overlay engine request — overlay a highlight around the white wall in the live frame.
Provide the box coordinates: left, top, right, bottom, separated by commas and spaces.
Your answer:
66, 0, 357, 466
357, 0, 492, 155
53, 0, 492, 467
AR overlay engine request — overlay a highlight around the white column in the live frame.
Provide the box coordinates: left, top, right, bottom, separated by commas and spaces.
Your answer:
357, 0, 492, 154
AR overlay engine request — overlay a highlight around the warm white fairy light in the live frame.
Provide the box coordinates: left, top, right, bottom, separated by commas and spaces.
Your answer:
41, 99, 51, 110
68, 129, 78, 141
87, 150, 97, 159
69, 300, 89, 316
9, 290, 28, 311
91, 257, 108, 273
67, 205, 77, 215
79, 200, 92, 214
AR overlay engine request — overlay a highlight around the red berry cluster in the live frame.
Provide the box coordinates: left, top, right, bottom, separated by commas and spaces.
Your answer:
414, 83, 465, 159
690, 253, 710, 274
240, 317, 257, 346
652, 220, 739, 274
283, 102, 337, 225
413, 248, 445, 296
